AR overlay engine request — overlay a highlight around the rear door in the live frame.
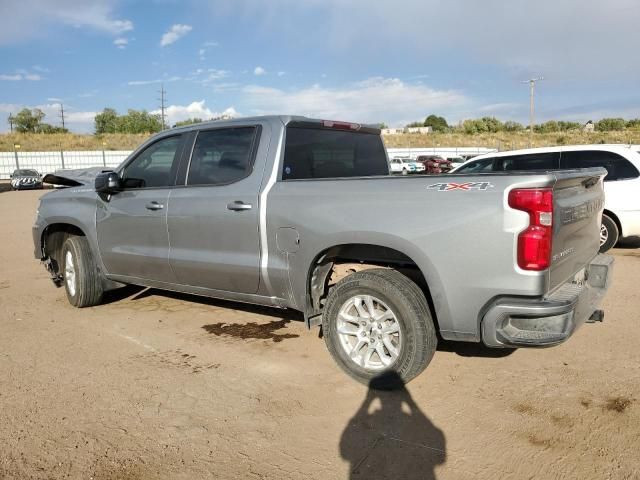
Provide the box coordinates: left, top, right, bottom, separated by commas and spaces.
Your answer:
549, 169, 606, 290
96, 134, 185, 282
167, 124, 265, 293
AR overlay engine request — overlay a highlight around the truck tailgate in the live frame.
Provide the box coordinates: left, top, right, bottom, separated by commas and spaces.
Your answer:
549, 168, 607, 291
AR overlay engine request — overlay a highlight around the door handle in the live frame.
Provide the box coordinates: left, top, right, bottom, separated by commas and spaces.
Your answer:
145, 201, 164, 211
227, 201, 252, 211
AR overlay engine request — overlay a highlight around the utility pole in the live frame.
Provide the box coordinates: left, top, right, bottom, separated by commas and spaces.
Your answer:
158, 84, 167, 129
58, 103, 66, 130
8, 113, 14, 133
522, 77, 543, 147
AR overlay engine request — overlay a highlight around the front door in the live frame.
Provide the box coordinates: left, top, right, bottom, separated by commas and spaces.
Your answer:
96, 134, 184, 282
167, 125, 264, 293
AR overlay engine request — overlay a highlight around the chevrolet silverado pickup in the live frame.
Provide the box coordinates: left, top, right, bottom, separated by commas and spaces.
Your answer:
33, 116, 613, 388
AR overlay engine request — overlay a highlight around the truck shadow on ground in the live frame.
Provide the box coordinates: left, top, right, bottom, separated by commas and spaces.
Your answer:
102, 286, 516, 355
340, 371, 446, 480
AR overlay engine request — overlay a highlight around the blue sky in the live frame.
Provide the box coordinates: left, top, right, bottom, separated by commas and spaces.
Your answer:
1, 0, 639, 133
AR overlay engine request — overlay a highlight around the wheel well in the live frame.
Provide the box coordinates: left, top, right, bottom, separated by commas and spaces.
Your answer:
306, 244, 438, 330
41, 224, 86, 275
603, 209, 622, 237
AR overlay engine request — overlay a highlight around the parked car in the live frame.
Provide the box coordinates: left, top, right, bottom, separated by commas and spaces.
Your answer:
447, 156, 466, 169
416, 155, 453, 173
451, 145, 640, 252
10, 169, 43, 190
33, 116, 612, 388
389, 157, 425, 175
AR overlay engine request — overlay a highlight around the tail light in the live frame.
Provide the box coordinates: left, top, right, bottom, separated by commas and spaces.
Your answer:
508, 188, 553, 271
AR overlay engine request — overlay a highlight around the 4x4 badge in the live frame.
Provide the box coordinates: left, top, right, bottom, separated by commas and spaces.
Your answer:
427, 182, 494, 191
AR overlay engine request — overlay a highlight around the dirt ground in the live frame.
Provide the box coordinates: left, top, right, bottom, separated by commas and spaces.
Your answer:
1, 188, 639, 480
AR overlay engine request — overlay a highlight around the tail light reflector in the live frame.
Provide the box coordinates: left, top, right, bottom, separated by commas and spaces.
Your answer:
508, 188, 553, 271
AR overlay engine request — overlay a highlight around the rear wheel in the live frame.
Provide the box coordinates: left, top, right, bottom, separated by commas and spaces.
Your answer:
62, 236, 103, 307
599, 214, 619, 253
322, 268, 437, 389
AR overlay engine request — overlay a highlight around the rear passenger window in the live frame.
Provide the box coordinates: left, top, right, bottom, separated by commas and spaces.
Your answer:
282, 127, 389, 180
187, 127, 258, 186
560, 150, 640, 181
496, 152, 560, 171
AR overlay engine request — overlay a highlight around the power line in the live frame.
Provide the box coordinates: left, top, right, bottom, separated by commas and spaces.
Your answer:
522, 77, 544, 146
158, 84, 167, 129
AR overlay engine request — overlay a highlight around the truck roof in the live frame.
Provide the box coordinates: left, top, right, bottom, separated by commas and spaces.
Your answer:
168, 115, 382, 135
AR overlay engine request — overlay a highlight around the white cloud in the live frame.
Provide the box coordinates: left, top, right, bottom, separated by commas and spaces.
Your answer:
151, 100, 238, 126
113, 37, 128, 49
128, 76, 181, 86
214, 0, 640, 80
0, 70, 41, 81
32, 65, 49, 73
253, 66, 266, 76
0, 0, 133, 44
277, 71, 285, 77
47, 97, 63, 102
242, 77, 469, 126
160, 24, 192, 47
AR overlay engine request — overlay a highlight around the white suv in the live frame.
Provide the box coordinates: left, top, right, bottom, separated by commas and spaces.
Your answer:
451, 144, 640, 252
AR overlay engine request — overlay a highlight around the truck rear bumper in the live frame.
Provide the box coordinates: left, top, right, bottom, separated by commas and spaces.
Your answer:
481, 254, 614, 348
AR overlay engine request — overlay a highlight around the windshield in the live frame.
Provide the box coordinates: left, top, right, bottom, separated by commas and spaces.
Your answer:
455, 158, 495, 173
16, 169, 39, 176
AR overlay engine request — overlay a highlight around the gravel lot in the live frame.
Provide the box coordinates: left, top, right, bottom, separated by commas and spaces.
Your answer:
1, 188, 639, 480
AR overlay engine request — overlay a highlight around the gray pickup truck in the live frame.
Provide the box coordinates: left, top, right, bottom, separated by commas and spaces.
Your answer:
33, 116, 613, 387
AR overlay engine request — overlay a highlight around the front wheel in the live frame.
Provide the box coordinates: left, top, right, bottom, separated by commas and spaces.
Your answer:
599, 214, 619, 253
322, 269, 437, 389
62, 236, 104, 307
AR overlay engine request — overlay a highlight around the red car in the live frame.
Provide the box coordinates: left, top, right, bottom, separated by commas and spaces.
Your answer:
416, 155, 453, 174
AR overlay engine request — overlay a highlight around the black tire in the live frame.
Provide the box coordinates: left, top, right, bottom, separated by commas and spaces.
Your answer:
599, 214, 619, 253
61, 236, 103, 307
322, 268, 437, 389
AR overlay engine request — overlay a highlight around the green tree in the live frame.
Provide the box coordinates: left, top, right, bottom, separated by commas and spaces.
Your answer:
626, 118, 640, 129
405, 121, 423, 128
13, 108, 45, 133
557, 121, 582, 131
118, 109, 162, 134
423, 114, 448, 132
94, 108, 119, 134
596, 118, 626, 131
503, 121, 524, 132
174, 118, 203, 127
35, 124, 68, 134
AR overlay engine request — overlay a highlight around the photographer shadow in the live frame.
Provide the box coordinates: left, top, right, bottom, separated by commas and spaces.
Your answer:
340, 372, 446, 480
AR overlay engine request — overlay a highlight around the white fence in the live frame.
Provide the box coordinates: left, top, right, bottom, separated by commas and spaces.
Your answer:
0, 146, 497, 180
0, 151, 131, 179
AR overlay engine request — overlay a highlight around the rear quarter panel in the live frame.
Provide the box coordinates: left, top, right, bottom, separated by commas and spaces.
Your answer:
268, 173, 554, 341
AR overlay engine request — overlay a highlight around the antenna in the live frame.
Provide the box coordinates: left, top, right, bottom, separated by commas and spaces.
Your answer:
521, 77, 544, 146
158, 84, 167, 129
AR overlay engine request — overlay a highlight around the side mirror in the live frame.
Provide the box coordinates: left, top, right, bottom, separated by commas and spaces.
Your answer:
95, 171, 121, 194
